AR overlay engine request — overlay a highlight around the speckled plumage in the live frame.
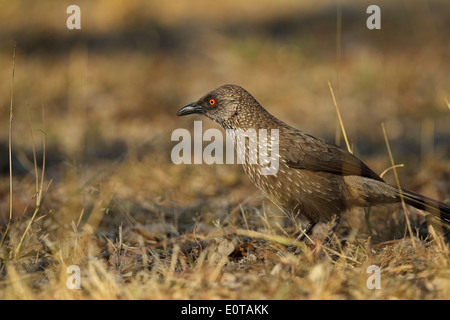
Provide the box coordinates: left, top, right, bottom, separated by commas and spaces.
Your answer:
177, 84, 450, 233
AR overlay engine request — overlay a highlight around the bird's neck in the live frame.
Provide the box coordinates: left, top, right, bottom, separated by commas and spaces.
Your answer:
222, 105, 285, 131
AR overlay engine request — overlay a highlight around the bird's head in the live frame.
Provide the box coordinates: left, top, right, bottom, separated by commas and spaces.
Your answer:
177, 84, 257, 128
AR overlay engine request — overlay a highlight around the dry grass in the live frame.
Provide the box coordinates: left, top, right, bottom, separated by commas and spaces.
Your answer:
0, 0, 449, 300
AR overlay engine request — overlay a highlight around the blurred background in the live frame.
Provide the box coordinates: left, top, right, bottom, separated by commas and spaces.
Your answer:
0, 0, 449, 238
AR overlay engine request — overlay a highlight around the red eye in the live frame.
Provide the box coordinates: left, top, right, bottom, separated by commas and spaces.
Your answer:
209, 98, 216, 106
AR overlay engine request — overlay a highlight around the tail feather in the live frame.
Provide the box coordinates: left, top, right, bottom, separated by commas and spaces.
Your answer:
400, 188, 450, 226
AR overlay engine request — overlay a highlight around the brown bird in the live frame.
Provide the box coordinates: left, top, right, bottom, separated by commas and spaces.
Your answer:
177, 84, 450, 239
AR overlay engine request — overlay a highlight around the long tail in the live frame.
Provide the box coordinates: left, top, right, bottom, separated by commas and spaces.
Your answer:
399, 188, 450, 226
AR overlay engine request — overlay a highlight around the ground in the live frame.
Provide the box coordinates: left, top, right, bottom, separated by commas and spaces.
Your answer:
0, 0, 449, 300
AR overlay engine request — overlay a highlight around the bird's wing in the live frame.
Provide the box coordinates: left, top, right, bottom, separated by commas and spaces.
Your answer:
283, 131, 384, 182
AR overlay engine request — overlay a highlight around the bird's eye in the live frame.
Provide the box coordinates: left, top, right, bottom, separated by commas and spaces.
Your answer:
209, 98, 216, 106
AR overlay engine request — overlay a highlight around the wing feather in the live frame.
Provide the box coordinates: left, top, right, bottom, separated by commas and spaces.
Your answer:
282, 131, 384, 182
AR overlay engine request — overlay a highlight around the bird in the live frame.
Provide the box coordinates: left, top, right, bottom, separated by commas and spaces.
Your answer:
177, 84, 450, 240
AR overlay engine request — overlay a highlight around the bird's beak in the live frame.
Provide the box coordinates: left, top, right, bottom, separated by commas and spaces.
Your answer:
177, 102, 204, 116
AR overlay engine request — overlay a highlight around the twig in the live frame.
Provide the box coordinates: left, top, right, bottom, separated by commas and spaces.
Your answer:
1, 45, 16, 248
381, 123, 416, 249
380, 164, 405, 179
328, 81, 352, 153
15, 105, 47, 256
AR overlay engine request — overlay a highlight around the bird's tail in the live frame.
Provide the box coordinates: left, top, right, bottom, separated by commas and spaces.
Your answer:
399, 188, 450, 226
